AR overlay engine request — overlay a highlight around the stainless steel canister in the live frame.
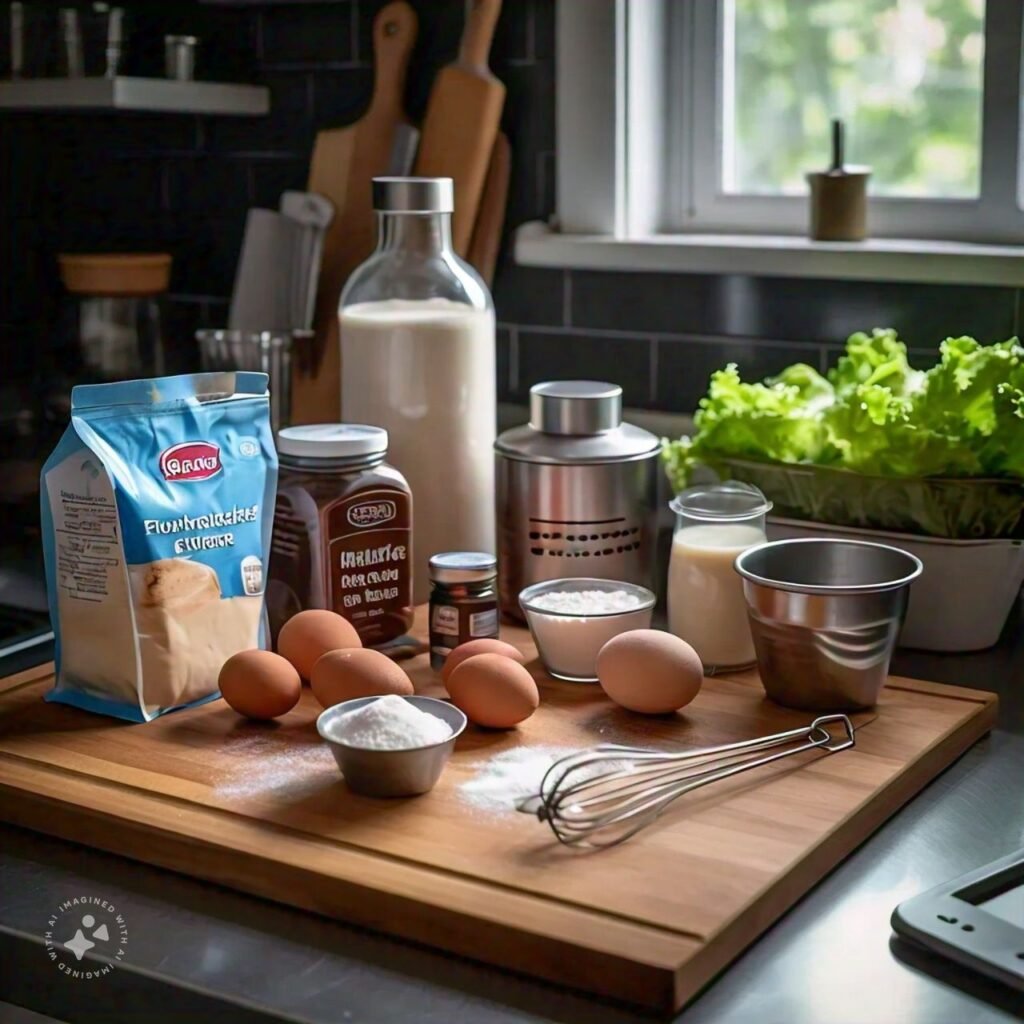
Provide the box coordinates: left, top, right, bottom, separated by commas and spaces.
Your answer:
495, 381, 660, 619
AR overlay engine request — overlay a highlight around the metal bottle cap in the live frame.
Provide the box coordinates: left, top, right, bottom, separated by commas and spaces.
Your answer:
372, 177, 454, 214
529, 381, 622, 435
428, 551, 497, 585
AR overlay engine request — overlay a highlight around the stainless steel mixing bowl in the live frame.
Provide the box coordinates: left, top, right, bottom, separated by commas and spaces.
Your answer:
317, 696, 467, 797
734, 538, 923, 711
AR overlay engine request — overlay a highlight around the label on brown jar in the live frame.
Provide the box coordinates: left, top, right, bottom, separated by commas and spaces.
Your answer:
324, 487, 413, 646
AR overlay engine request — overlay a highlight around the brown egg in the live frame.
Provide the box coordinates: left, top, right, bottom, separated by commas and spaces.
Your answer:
219, 649, 301, 721
447, 653, 539, 729
597, 629, 703, 714
441, 637, 526, 683
310, 648, 413, 709
277, 609, 361, 680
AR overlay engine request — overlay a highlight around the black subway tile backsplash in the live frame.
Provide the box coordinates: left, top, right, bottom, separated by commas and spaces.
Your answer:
204, 72, 314, 155
491, 264, 564, 328
516, 329, 654, 408
4, 0, 1019, 417
310, 68, 374, 129
655, 337, 825, 413
164, 156, 253, 221
249, 157, 312, 209
572, 270, 1018, 350
571, 271, 726, 337
260, 3, 357, 67
717, 277, 1018, 347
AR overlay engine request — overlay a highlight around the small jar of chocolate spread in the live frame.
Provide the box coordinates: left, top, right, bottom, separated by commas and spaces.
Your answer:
428, 552, 499, 669
268, 424, 413, 648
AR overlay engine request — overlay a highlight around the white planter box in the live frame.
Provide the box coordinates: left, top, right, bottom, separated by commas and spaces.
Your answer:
767, 517, 1024, 652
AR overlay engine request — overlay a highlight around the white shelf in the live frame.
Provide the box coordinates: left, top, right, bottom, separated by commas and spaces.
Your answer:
0, 77, 269, 115
515, 220, 1024, 287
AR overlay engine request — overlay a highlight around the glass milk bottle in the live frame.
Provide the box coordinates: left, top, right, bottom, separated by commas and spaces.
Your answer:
339, 177, 496, 603
667, 482, 772, 672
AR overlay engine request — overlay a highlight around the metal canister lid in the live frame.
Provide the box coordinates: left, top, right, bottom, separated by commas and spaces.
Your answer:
277, 424, 388, 460
529, 380, 622, 435
428, 552, 497, 585
372, 176, 454, 214
495, 380, 659, 465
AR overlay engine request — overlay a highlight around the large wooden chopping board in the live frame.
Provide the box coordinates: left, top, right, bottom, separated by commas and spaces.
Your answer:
0, 611, 997, 1012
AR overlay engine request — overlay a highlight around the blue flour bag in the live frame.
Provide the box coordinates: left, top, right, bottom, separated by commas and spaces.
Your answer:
40, 372, 278, 722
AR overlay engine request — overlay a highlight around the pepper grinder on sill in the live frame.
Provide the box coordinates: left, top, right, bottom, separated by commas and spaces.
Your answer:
806, 119, 871, 241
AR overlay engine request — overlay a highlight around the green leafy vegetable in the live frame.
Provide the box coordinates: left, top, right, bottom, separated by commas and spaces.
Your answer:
662, 330, 1024, 494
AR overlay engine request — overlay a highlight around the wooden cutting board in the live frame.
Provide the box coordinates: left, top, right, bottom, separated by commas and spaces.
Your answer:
0, 611, 997, 1012
292, 0, 418, 424
414, 0, 506, 254
467, 130, 511, 286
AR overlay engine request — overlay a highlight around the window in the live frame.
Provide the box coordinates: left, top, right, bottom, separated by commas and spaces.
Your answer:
555, 0, 1024, 245
722, 0, 985, 199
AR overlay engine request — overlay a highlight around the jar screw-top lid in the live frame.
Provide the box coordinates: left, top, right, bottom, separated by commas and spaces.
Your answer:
669, 481, 773, 522
277, 424, 388, 459
529, 381, 622, 436
429, 551, 497, 585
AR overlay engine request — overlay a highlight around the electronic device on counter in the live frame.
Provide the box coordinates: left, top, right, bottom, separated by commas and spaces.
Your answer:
892, 847, 1024, 993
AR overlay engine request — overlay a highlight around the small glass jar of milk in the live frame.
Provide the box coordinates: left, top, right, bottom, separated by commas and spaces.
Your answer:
667, 482, 772, 673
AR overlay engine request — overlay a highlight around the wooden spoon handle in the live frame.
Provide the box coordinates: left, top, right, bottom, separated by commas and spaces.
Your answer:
459, 0, 502, 72
368, 0, 418, 120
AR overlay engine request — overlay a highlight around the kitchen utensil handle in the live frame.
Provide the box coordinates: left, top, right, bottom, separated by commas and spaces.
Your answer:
106, 8, 124, 79
368, 0, 417, 120
831, 118, 844, 172
10, 3, 24, 79
459, 0, 502, 72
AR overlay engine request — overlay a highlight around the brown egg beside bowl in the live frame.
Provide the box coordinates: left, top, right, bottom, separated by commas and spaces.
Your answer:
310, 647, 414, 709
446, 653, 539, 729
440, 637, 526, 683
277, 609, 362, 680
219, 649, 302, 720
597, 629, 703, 714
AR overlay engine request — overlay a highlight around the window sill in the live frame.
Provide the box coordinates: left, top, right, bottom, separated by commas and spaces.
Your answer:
514, 221, 1024, 287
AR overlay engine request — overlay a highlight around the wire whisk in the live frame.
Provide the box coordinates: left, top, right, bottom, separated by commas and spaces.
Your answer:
516, 714, 855, 848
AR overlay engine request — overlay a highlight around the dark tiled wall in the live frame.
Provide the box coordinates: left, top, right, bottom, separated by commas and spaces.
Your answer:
3, 0, 1019, 412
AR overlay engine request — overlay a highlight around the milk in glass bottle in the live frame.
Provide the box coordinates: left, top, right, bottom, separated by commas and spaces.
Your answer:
339, 177, 496, 603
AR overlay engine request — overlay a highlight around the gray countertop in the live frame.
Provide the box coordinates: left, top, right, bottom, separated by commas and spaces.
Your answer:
1, 609, 1022, 1024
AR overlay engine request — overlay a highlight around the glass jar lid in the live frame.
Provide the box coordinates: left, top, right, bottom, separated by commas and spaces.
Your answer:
277, 424, 388, 460
429, 551, 497, 585
669, 481, 772, 522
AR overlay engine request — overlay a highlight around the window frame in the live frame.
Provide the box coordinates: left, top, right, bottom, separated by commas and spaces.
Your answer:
557, 0, 1024, 244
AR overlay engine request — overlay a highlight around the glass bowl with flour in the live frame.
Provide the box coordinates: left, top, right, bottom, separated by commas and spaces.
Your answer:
518, 578, 655, 682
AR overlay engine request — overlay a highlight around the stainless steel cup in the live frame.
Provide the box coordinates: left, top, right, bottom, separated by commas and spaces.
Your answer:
316, 697, 467, 798
164, 34, 198, 80
735, 538, 922, 711
197, 328, 311, 433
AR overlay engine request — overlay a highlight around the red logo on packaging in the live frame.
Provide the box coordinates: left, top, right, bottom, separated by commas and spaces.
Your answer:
159, 441, 222, 482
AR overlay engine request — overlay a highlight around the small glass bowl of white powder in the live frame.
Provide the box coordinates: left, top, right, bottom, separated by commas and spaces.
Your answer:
518, 578, 655, 682
317, 694, 467, 797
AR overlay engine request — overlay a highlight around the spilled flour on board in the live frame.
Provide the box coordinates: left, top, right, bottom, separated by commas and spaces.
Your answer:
213, 730, 337, 801
458, 746, 639, 815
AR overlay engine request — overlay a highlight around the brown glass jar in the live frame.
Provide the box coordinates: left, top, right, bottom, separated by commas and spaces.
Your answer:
428, 552, 499, 669
268, 424, 413, 649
